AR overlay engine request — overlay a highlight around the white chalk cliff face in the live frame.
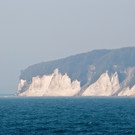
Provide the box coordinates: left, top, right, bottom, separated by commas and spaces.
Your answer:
18, 69, 135, 96
118, 85, 135, 96
17, 69, 81, 96
82, 72, 120, 96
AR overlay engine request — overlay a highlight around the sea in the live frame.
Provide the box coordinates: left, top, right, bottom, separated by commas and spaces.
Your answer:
0, 97, 135, 135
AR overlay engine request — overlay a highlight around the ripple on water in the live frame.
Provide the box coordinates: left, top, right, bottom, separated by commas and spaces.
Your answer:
0, 97, 135, 135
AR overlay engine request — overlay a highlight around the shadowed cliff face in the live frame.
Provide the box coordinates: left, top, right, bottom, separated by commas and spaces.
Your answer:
18, 47, 135, 96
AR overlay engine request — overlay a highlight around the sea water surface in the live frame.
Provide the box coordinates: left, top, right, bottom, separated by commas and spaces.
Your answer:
0, 97, 135, 135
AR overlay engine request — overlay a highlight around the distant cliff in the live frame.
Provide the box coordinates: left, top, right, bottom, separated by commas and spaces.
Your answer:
17, 47, 135, 96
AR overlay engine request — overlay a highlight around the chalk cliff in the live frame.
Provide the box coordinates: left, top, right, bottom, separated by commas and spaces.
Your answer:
17, 47, 135, 96
17, 69, 80, 96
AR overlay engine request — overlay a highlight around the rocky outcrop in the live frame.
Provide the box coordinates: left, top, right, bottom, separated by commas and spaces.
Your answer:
82, 72, 120, 96
17, 69, 80, 96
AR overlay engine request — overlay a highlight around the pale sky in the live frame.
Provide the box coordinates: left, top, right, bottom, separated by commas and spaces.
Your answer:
0, 0, 135, 94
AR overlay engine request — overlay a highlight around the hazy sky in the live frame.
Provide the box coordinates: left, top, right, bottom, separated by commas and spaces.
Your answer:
0, 0, 135, 94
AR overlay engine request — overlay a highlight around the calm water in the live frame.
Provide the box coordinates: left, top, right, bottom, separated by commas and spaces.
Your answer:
0, 97, 135, 135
